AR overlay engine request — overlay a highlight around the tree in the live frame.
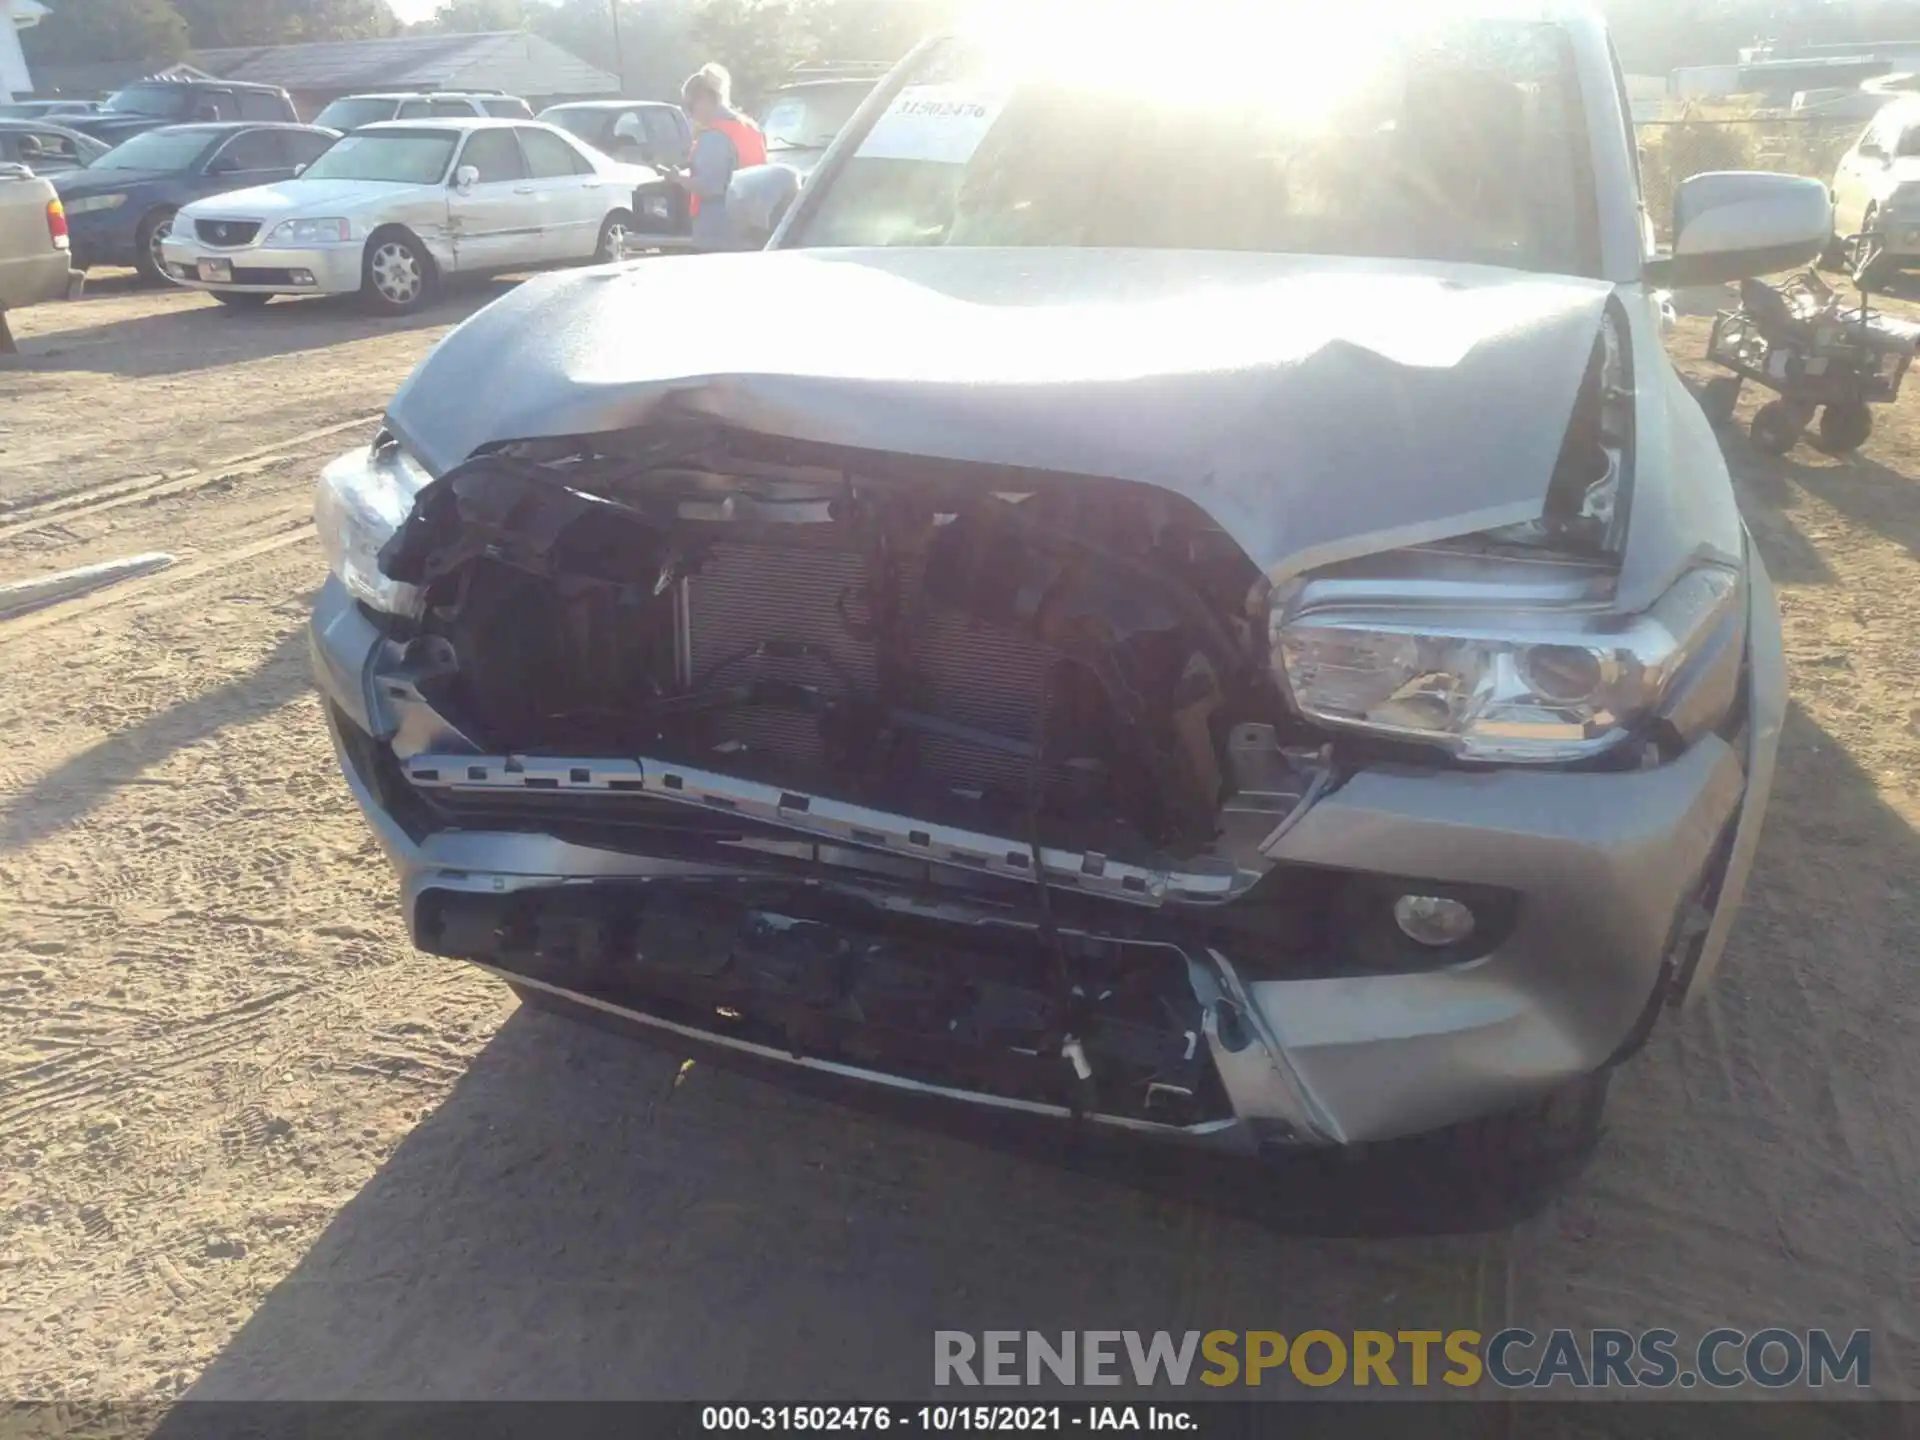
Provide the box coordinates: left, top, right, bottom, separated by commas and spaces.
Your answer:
171, 0, 400, 48
687, 0, 819, 105
804, 0, 953, 62
516, 0, 944, 104
280, 0, 402, 42
424, 0, 529, 32
678, 0, 952, 105
22, 0, 191, 65
529, 0, 705, 99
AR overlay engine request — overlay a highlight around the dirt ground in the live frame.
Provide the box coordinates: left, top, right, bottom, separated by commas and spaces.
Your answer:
0, 274, 1916, 1410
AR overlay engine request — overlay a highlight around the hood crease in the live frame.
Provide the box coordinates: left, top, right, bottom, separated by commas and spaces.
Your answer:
385, 247, 1612, 581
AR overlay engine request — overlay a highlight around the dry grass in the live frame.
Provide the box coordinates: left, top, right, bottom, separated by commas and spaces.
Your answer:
1637, 116, 1861, 237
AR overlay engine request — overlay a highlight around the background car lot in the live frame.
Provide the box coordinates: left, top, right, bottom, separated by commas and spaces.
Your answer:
314, 92, 537, 131
0, 273, 1916, 1400
56, 123, 340, 282
0, 120, 107, 175
158, 119, 649, 311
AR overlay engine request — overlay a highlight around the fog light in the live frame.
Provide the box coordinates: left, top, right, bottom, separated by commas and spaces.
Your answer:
290, 269, 315, 285
1392, 895, 1475, 948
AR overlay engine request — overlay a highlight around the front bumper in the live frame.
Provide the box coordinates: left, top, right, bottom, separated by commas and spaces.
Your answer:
310, 562, 1782, 1150
157, 232, 363, 296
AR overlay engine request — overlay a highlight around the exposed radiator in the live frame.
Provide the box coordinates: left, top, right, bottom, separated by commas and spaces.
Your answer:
679, 540, 1056, 797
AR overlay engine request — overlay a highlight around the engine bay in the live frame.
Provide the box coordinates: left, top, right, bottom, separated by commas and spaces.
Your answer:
378, 427, 1309, 872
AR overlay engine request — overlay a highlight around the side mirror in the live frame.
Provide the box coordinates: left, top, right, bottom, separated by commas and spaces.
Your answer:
293, 162, 308, 177
454, 164, 478, 192
726, 163, 801, 248
1645, 171, 1832, 289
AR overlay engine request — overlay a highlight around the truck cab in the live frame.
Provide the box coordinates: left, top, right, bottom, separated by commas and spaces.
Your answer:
66, 80, 298, 146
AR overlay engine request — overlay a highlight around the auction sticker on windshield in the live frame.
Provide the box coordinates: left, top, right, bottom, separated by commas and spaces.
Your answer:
856, 84, 1010, 164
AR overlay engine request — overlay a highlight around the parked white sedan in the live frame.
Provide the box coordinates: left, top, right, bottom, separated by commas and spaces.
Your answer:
159, 118, 653, 313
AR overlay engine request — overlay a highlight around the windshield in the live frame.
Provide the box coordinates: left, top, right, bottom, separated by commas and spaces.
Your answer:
300, 131, 455, 184
761, 82, 874, 151
102, 84, 192, 119
539, 107, 604, 142
314, 98, 398, 131
790, 19, 1596, 277
93, 128, 214, 172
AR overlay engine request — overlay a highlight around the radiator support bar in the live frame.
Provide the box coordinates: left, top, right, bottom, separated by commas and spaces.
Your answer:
403, 752, 1261, 907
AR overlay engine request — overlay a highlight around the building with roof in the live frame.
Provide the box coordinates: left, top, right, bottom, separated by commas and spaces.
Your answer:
19, 59, 214, 101
28, 29, 618, 115
2, 0, 48, 103
189, 31, 618, 119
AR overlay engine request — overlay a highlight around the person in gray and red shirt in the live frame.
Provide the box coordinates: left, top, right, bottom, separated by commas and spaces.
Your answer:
668, 63, 768, 252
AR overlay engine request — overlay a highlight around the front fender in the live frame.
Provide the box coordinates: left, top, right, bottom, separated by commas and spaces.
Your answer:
368, 198, 458, 273
418, 228, 458, 274
1614, 282, 1749, 614
1678, 541, 1787, 1005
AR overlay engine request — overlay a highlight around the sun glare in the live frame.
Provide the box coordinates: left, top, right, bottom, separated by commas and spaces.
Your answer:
957, 0, 1441, 120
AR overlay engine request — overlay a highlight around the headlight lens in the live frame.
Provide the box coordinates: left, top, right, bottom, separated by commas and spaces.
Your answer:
268, 216, 352, 245
315, 442, 431, 616
64, 193, 127, 215
1274, 564, 1742, 762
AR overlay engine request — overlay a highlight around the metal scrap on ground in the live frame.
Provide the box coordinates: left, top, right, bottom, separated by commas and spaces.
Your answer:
0, 552, 175, 620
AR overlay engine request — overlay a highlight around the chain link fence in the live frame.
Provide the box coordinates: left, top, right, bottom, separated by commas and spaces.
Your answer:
1635, 117, 1860, 241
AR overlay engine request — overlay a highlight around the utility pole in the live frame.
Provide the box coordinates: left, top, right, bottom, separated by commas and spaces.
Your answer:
609, 0, 627, 94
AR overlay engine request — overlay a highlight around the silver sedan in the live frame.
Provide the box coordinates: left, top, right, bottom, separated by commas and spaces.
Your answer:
159, 118, 654, 313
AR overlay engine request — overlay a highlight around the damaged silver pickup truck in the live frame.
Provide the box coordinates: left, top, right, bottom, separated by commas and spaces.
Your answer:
310, 4, 1833, 1212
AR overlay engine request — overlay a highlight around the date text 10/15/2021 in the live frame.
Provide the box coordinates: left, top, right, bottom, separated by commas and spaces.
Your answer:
703, 1408, 1194, 1432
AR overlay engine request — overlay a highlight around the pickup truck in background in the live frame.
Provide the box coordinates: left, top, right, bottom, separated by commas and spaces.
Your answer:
0, 163, 84, 352
65, 81, 300, 146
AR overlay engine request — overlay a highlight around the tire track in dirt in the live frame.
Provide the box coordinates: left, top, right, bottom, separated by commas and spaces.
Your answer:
0, 512, 313, 646
0, 287, 508, 1401
0, 985, 316, 1131
0, 414, 380, 543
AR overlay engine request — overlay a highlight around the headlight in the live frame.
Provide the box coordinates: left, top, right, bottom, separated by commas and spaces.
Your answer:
268, 216, 352, 246
1274, 564, 1743, 763
315, 441, 431, 616
64, 193, 127, 215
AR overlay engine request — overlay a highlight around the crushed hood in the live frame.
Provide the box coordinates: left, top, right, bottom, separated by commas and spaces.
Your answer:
386, 247, 1614, 580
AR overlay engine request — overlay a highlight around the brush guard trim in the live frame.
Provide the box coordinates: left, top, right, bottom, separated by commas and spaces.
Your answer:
402, 752, 1275, 907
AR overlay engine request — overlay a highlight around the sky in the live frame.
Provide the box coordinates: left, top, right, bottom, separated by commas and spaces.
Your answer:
386, 0, 447, 21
